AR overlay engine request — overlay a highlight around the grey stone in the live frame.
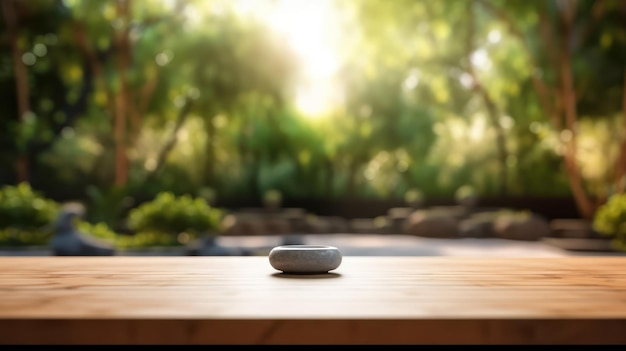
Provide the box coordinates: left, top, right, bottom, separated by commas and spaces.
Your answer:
269, 245, 342, 274
493, 213, 551, 241
403, 210, 460, 238
458, 211, 501, 238
50, 203, 116, 256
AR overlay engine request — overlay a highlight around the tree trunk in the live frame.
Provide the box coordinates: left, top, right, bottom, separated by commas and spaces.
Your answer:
113, 0, 132, 186
324, 157, 335, 198
346, 159, 359, 197
144, 100, 193, 182
613, 70, 626, 193
477, 0, 596, 219
557, 1, 596, 219
466, 0, 508, 195
2, 0, 29, 183
204, 114, 216, 187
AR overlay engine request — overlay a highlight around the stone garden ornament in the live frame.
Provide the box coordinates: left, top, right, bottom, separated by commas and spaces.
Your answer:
269, 245, 342, 274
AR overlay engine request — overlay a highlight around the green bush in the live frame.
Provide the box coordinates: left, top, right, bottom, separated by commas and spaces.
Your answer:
127, 192, 222, 237
77, 221, 186, 249
0, 228, 52, 247
0, 182, 60, 230
0, 183, 60, 247
85, 185, 134, 229
593, 193, 626, 250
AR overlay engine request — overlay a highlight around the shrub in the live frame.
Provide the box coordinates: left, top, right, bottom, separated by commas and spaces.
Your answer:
0, 228, 52, 247
127, 192, 222, 237
0, 182, 60, 230
593, 193, 626, 250
77, 221, 185, 248
0, 183, 59, 246
0, 183, 60, 246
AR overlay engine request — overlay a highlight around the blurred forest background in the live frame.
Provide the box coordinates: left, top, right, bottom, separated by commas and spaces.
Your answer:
1, 0, 625, 223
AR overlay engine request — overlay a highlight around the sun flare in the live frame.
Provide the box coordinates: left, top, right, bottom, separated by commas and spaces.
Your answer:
235, 0, 344, 118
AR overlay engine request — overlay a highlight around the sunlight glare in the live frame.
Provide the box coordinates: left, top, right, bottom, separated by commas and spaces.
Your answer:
487, 30, 501, 44
235, 0, 344, 118
295, 81, 340, 116
471, 49, 492, 71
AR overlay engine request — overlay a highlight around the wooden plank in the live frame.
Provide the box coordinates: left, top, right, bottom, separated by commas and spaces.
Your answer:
0, 257, 625, 344
1, 319, 625, 345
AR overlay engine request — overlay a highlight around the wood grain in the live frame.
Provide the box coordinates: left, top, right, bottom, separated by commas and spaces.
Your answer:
0, 257, 625, 344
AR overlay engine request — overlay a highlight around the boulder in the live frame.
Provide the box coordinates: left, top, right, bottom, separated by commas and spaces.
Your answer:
403, 210, 460, 238
493, 212, 551, 241
50, 203, 116, 256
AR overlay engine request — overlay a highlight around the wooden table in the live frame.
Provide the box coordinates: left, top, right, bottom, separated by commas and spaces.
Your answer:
1, 257, 625, 344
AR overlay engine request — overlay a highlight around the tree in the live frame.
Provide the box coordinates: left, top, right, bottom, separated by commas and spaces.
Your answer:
477, 0, 626, 218
1, 0, 33, 183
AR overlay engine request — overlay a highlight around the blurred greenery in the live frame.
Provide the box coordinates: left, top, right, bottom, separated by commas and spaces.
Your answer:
76, 221, 186, 248
0, 182, 59, 230
127, 191, 222, 237
0, 228, 53, 247
0, 183, 223, 247
593, 193, 626, 250
0, 0, 625, 228
0, 182, 59, 246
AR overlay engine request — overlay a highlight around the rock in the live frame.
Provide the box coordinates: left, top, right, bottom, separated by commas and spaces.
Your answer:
50, 203, 116, 256
493, 212, 551, 241
331, 217, 350, 233
458, 211, 500, 238
264, 218, 292, 235
320, 216, 349, 233
403, 210, 460, 238
268, 245, 342, 274
221, 215, 267, 236
306, 216, 333, 234
428, 206, 468, 220
459, 219, 492, 238
549, 219, 598, 239
350, 218, 380, 234
387, 207, 413, 234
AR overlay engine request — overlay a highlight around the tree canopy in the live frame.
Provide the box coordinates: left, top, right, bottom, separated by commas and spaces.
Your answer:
1, 0, 624, 220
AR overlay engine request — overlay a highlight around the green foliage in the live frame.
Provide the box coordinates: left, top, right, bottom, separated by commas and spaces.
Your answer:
128, 192, 222, 236
0, 183, 59, 230
76, 221, 185, 248
593, 194, 626, 250
197, 187, 217, 205
0, 219, 196, 248
85, 185, 134, 229
122, 231, 188, 248
0, 183, 59, 247
0, 228, 52, 247
2, 0, 626, 210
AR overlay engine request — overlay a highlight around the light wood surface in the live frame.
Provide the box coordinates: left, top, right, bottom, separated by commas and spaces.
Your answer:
1, 257, 625, 344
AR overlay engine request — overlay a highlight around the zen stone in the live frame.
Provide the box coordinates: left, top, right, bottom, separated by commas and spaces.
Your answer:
269, 245, 342, 274
50, 203, 116, 256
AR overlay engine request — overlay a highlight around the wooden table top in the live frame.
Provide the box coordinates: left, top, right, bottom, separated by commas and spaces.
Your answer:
1, 256, 625, 344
